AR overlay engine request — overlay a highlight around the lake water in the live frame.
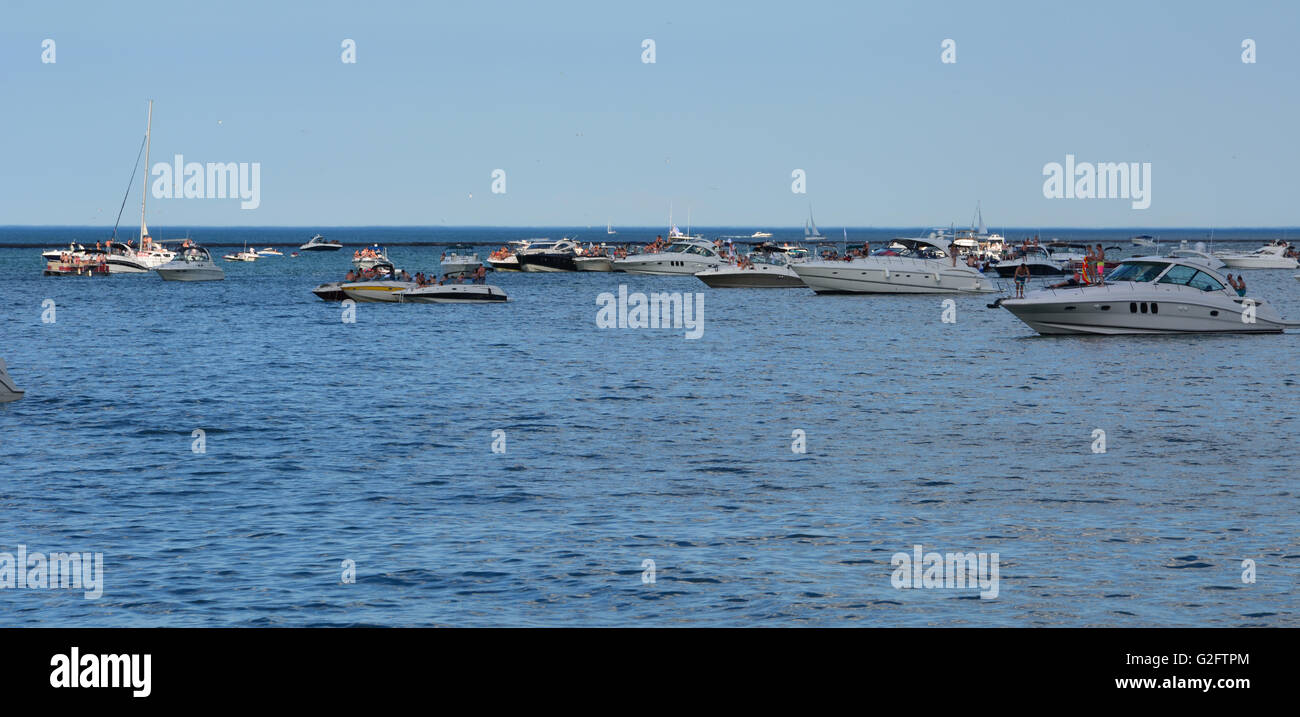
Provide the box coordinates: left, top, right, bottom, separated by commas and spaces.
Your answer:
1, 227, 1297, 626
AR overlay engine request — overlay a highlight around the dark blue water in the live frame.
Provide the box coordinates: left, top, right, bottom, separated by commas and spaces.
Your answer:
2, 228, 1297, 626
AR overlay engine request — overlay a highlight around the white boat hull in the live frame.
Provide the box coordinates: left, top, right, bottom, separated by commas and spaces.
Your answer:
1001, 285, 1296, 335
1218, 256, 1299, 269
398, 284, 508, 303
793, 258, 996, 294
612, 255, 722, 275
695, 264, 803, 288
574, 257, 613, 272
0, 359, 23, 403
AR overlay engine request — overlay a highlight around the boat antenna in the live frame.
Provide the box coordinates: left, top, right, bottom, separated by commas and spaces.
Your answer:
111, 132, 148, 242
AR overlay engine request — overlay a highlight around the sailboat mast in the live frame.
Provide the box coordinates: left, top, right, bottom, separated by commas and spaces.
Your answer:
140, 100, 153, 247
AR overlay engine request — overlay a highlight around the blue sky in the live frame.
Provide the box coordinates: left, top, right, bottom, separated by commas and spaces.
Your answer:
2, 0, 1297, 227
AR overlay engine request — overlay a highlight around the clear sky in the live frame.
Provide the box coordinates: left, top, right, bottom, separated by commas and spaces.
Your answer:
2, 0, 1297, 227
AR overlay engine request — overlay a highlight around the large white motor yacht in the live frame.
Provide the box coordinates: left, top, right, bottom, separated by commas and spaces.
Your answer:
792, 234, 996, 294
998, 256, 1299, 334
612, 238, 726, 275
695, 244, 810, 288
156, 245, 225, 281
0, 358, 24, 403
1215, 241, 1299, 269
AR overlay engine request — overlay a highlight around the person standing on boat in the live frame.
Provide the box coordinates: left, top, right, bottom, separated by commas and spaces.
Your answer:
1094, 244, 1106, 282
1014, 260, 1030, 298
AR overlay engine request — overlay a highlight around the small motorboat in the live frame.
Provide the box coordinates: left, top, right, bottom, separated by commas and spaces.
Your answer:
257, 247, 283, 257
299, 234, 343, 252
156, 245, 225, 281
696, 243, 810, 288
440, 246, 482, 274
993, 245, 1070, 277
398, 283, 508, 303
340, 264, 417, 301
999, 256, 1300, 334
223, 243, 259, 262
41, 242, 86, 261
575, 255, 614, 272
1131, 234, 1157, 248
352, 244, 390, 269
750, 231, 774, 239
313, 263, 396, 301
1215, 241, 1299, 270
0, 358, 25, 403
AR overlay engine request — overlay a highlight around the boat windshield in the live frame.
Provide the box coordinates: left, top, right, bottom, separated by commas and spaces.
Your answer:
685, 245, 715, 256
664, 244, 691, 253
1107, 261, 1168, 283
1157, 263, 1225, 291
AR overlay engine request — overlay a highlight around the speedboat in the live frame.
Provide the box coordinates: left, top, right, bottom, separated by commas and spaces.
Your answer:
575, 254, 614, 272
257, 247, 283, 257
998, 256, 1300, 334
340, 267, 417, 302
223, 243, 259, 262
300, 234, 343, 251
695, 244, 810, 288
1215, 241, 1299, 269
41, 242, 86, 261
1131, 234, 1157, 248
1167, 241, 1225, 270
792, 233, 996, 294
440, 246, 482, 274
750, 231, 774, 239
0, 358, 23, 403
313, 262, 396, 301
397, 283, 508, 303
993, 245, 1070, 277
156, 245, 225, 281
352, 244, 390, 269
612, 238, 726, 275
517, 238, 583, 272
486, 239, 536, 271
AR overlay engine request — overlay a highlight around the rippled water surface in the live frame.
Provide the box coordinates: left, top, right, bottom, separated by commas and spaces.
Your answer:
2, 228, 1298, 626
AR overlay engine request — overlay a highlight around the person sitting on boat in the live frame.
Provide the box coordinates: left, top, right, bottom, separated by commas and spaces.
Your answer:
1014, 260, 1030, 298
399, 269, 412, 281
1047, 276, 1082, 289
472, 266, 488, 283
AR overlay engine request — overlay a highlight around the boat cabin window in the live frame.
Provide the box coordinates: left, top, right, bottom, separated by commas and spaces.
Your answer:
1156, 264, 1198, 286
686, 245, 713, 256
1187, 271, 1225, 292
1106, 261, 1167, 283
665, 244, 690, 253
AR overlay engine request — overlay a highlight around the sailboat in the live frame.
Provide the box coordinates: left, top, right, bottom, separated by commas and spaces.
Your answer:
804, 206, 825, 241
104, 101, 176, 273
606, 222, 617, 235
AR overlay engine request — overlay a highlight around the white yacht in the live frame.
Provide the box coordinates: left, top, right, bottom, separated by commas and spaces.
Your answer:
695, 244, 810, 288
300, 234, 343, 252
41, 242, 86, 261
575, 245, 614, 272
1215, 241, 1299, 269
998, 256, 1299, 334
517, 238, 583, 272
156, 245, 225, 281
1131, 234, 1157, 248
750, 231, 774, 239
612, 237, 726, 275
0, 358, 24, 403
398, 283, 508, 303
257, 247, 283, 257
1167, 241, 1225, 270
792, 233, 996, 294
440, 246, 482, 274
103, 240, 175, 273
993, 245, 1069, 277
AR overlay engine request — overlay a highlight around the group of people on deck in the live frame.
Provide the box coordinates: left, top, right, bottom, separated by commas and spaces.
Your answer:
353, 246, 383, 261
342, 264, 488, 285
